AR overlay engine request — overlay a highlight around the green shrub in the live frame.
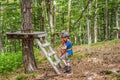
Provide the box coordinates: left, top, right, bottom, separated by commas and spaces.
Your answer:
0, 48, 44, 75
16, 73, 28, 80
73, 52, 85, 59
0, 51, 22, 75
34, 48, 47, 63
16, 73, 36, 80
104, 70, 113, 75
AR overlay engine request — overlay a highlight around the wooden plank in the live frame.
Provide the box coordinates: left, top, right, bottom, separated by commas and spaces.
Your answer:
7, 34, 34, 39
6, 31, 45, 35
6, 31, 47, 39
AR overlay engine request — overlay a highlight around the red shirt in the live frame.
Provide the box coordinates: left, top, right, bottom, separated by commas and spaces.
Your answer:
60, 38, 67, 57
62, 38, 66, 45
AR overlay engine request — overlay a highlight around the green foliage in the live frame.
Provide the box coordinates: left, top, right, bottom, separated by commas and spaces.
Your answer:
73, 52, 85, 59
108, 39, 120, 44
0, 48, 45, 75
1, 0, 120, 52
104, 70, 113, 75
36, 57, 46, 63
16, 73, 36, 80
1, 0, 22, 53
111, 71, 120, 80
34, 48, 40, 56
34, 48, 47, 63
16, 74, 28, 80
0, 52, 22, 75
91, 39, 120, 47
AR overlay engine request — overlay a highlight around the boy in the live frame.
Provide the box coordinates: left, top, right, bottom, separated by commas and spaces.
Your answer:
61, 32, 73, 73
59, 30, 67, 57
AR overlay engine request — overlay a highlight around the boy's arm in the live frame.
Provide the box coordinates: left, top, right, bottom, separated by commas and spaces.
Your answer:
59, 44, 67, 57
62, 44, 67, 50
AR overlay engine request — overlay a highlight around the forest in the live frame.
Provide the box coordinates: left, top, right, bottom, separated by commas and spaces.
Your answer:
0, 0, 120, 80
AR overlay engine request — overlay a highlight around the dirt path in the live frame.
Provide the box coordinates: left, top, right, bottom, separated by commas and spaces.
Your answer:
35, 43, 120, 80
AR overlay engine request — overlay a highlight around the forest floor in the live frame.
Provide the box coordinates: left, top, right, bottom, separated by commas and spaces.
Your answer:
34, 40, 120, 80
1, 40, 120, 80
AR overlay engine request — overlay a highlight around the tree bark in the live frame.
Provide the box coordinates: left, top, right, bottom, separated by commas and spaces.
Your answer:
105, 0, 108, 40
46, 0, 54, 33
46, 0, 55, 46
38, 0, 45, 31
115, 6, 119, 39
79, 25, 82, 45
0, 32, 3, 53
94, 0, 98, 43
67, 0, 71, 32
53, 0, 56, 32
87, 0, 92, 53
21, 0, 37, 73
0, 6, 3, 53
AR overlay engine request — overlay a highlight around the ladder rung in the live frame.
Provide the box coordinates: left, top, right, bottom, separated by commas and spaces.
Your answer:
48, 52, 55, 56
54, 60, 60, 66
38, 33, 47, 38
42, 43, 50, 47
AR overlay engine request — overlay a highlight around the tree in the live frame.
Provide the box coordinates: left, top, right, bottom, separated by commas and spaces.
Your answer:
115, 4, 119, 39
94, 0, 98, 43
46, 0, 54, 33
67, 0, 71, 32
38, 0, 45, 31
21, 0, 37, 73
87, 0, 92, 53
46, 0, 56, 46
0, 6, 3, 53
105, 0, 108, 40
0, 32, 3, 53
53, 0, 56, 32
1, 0, 120, 51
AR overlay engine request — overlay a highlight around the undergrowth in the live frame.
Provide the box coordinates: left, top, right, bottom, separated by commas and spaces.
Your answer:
16, 73, 36, 80
0, 51, 22, 75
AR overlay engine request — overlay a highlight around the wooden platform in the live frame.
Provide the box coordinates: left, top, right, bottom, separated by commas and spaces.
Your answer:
6, 31, 47, 39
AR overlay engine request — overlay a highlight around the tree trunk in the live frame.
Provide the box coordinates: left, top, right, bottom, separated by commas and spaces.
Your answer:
115, 7, 119, 39
87, 1, 92, 53
0, 6, 3, 53
53, 0, 56, 32
62, 12, 65, 27
46, 0, 54, 33
74, 36, 77, 44
67, 0, 71, 32
52, 0, 57, 46
87, 17, 91, 53
105, 0, 108, 40
94, 0, 98, 43
46, 0, 55, 46
38, 0, 45, 31
21, 0, 37, 73
0, 33, 3, 53
79, 25, 82, 45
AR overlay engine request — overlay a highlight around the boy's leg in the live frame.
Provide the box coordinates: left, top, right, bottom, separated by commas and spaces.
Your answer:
60, 53, 69, 72
60, 54, 67, 65
66, 61, 71, 72
62, 59, 67, 65
65, 54, 72, 73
